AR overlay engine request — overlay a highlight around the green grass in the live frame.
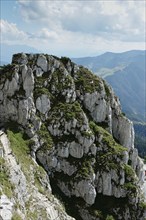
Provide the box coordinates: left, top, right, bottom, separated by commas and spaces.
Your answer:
89, 121, 126, 156
81, 130, 93, 138
106, 215, 115, 220
7, 130, 33, 181
25, 196, 47, 220
7, 129, 50, 218
124, 164, 135, 181
49, 69, 73, 92
34, 87, 50, 99
37, 123, 53, 151
33, 165, 48, 194
89, 121, 128, 172
88, 208, 103, 218
123, 182, 137, 193
7, 129, 50, 194
12, 212, 22, 220
75, 66, 102, 93
78, 159, 94, 179
0, 64, 16, 81
48, 101, 83, 124
61, 56, 71, 66
139, 201, 146, 209
0, 157, 14, 198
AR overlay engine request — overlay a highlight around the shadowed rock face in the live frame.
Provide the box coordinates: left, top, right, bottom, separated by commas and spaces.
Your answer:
0, 53, 145, 219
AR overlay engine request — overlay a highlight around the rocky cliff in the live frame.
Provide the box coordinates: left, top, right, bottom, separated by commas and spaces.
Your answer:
0, 53, 145, 220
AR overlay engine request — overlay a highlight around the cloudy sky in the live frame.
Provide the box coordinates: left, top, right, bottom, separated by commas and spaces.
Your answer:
0, 0, 146, 61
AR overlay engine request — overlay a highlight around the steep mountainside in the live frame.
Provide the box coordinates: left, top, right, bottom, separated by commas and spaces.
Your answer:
71, 50, 146, 157
0, 53, 146, 220
72, 50, 145, 122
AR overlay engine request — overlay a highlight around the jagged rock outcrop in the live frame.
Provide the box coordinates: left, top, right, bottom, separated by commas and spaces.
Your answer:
0, 130, 75, 220
0, 53, 145, 220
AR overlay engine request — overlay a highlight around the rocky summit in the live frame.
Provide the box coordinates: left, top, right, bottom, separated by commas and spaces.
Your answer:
0, 53, 146, 220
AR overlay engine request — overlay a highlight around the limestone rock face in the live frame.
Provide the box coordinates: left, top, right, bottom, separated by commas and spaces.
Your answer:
37, 54, 48, 72
69, 141, 84, 158
0, 131, 75, 220
0, 195, 13, 220
74, 180, 96, 205
0, 53, 145, 220
22, 67, 34, 97
112, 115, 135, 149
36, 94, 51, 115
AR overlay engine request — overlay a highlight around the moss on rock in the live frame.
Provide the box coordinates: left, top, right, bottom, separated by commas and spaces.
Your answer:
75, 66, 102, 93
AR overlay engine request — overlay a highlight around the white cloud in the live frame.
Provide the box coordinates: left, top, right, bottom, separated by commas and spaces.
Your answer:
0, 19, 28, 43
37, 28, 58, 40
17, 0, 145, 42
1, 0, 145, 58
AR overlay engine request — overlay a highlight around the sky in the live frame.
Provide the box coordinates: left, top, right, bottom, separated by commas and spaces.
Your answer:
0, 0, 146, 62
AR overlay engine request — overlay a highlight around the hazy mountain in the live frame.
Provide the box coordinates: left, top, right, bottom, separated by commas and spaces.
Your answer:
72, 50, 145, 122
72, 50, 146, 157
72, 50, 145, 72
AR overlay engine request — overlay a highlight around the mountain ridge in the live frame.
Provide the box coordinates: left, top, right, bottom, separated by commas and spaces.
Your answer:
0, 53, 145, 220
71, 50, 146, 157
71, 50, 145, 122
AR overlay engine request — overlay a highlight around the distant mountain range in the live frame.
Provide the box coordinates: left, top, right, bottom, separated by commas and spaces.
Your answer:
72, 50, 146, 157
72, 50, 145, 123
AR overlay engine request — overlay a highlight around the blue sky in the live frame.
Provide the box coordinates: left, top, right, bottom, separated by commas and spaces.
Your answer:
0, 0, 146, 62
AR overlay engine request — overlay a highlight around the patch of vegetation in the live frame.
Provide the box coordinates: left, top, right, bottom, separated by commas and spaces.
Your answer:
34, 87, 50, 100
106, 215, 115, 220
61, 56, 71, 66
90, 121, 126, 156
124, 164, 135, 181
37, 123, 53, 151
7, 128, 51, 207
78, 158, 94, 179
81, 130, 93, 138
94, 210, 103, 218
48, 101, 83, 123
89, 121, 127, 172
25, 196, 48, 220
75, 66, 102, 93
49, 69, 73, 92
123, 182, 137, 193
7, 130, 33, 181
0, 64, 17, 82
26, 210, 38, 220
12, 212, 22, 220
0, 157, 14, 198
139, 201, 146, 209
34, 78, 55, 104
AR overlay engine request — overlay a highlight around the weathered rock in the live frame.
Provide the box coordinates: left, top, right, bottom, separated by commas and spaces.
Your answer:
57, 160, 77, 175
112, 116, 134, 150
6, 72, 19, 96
69, 141, 84, 158
22, 67, 34, 97
0, 53, 145, 220
74, 180, 96, 205
0, 195, 13, 220
37, 54, 48, 72
36, 94, 51, 115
